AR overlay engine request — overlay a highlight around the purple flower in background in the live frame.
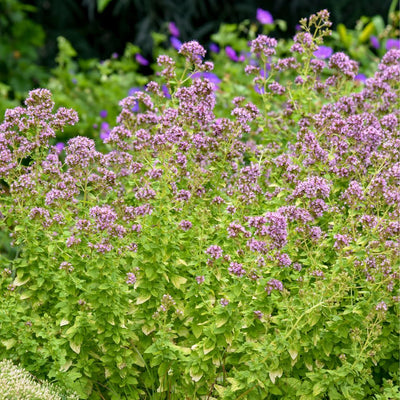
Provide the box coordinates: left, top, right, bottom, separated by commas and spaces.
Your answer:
170, 37, 182, 51
254, 84, 265, 94
136, 54, 149, 66
256, 8, 273, 25
99, 110, 107, 118
128, 87, 141, 112
168, 22, 180, 37
225, 46, 238, 61
209, 43, 220, 53
55, 142, 65, 154
370, 36, 380, 49
355, 73, 367, 82
128, 87, 141, 96
386, 38, 400, 50
111, 52, 118, 59
161, 84, 171, 98
295, 24, 301, 31
313, 45, 333, 59
100, 122, 110, 141
71, 78, 77, 84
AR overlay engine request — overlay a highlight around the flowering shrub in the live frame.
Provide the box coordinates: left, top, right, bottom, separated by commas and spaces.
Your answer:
0, 359, 78, 399
0, 10, 399, 400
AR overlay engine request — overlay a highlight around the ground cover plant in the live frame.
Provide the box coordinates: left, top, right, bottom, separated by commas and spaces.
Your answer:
0, 9, 399, 400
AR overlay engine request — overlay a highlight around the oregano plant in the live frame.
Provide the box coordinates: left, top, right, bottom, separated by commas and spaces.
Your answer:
0, 10, 399, 400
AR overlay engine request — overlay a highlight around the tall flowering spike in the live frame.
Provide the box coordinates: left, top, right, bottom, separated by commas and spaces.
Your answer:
250, 35, 278, 58
24, 88, 55, 119
179, 41, 206, 67
65, 136, 101, 170
328, 52, 359, 79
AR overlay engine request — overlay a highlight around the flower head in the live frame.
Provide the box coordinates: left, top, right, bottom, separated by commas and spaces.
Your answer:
171, 37, 182, 51
225, 46, 238, 61
209, 43, 219, 53
370, 35, 380, 49
168, 22, 180, 37
313, 45, 333, 59
136, 54, 149, 66
256, 8, 273, 25
386, 39, 400, 50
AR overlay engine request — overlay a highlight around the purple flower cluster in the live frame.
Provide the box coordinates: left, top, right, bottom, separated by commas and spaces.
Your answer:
265, 279, 284, 295
228, 262, 246, 277
206, 245, 223, 259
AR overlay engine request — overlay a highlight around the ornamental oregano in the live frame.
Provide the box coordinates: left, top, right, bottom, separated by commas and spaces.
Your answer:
0, 11, 399, 400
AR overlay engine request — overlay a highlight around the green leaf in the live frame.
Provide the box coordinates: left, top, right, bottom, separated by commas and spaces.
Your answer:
337, 24, 351, 48
171, 275, 187, 289
2, 338, 16, 350
313, 382, 326, 397
97, 0, 112, 12
227, 377, 243, 392
322, 340, 333, 357
14, 275, 30, 286
70, 341, 81, 354
192, 324, 202, 338
359, 22, 375, 43
60, 360, 73, 372
131, 351, 145, 367
189, 367, 203, 382
289, 348, 298, 360
136, 294, 151, 304
269, 369, 283, 383
215, 316, 228, 328
203, 339, 215, 355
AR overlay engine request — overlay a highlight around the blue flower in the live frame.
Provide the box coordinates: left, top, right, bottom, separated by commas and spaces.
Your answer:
370, 36, 380, 49
209, 43, 219, 53
136, 54, 149, 66
256, 8, 273, 25
355, 73, 367, 83
170, 37, 182, 51
161, 84, 171, 99
190, 72, 221, 90
168, 22, 180, 37
225, 46, 238, 61
55, 142, 65, 154
313, 45, 333, 59
386, 39, 400, 50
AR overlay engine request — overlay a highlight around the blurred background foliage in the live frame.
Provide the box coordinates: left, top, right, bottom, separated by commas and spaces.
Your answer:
18, 0, 397, 63
0, 0, 398, 143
